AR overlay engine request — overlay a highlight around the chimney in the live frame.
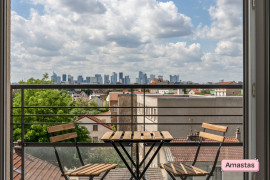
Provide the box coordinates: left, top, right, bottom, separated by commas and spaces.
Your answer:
187, 130, 200, 141
235, 128, 241, 142
14, 140, 22, 155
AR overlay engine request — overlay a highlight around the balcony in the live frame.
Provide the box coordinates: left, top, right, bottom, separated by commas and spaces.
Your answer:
10, 84, 243, 180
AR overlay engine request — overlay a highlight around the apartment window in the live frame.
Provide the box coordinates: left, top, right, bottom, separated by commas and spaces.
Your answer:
93, 125, 98, 131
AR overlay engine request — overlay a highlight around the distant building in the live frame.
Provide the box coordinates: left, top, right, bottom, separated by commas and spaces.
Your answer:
86, 76, 90, 83
189, 89, 201, 95
169, 75, 179, 83
62, 74, 66, 82
142, 73, 147, 84
119, 72, 124, 84
95, 74, 103, 84
68, 74, 73, 84
75, 113, 112, 142
111, 72, 117, 84
89, 96, 104, 107
77, 75, 83, 84
137, 95, 243, 141
108, 92, 123, 123
214, 81, 241, 96
125, 75, 130, 84
90, 77, 98, 84
51, 72, 57, 83
104, 74, 110, 84
157, 75, 163, 81
56, 76, 61, 84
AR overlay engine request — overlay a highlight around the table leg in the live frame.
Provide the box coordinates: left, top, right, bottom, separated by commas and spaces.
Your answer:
119, 143, 136, 167
111, 142, 137, 179
139, 141, 164, 179
136, 143, 139, 178
118, 143, 145, 180
129, 142, 156, 180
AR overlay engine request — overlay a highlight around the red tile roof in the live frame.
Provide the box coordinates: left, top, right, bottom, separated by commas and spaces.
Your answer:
167, 146, 243, 162
172, 137, 239, 143
75, 116, 113, 130
192, 89, 201, 94
166, 137, 242, 162
218, 81, 235, 85
13, 152, 65, 180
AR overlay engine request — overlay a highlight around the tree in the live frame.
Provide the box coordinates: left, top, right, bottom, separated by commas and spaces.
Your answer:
12, 73, 90, 142
198, 89, 211, 95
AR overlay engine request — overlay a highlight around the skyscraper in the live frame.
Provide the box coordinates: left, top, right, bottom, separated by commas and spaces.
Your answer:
111, 72, 117, 84
142, 73, 147, 84
104, 74, 110, 84
62, 74, 66, 82
138, 71, 143, 84
86, 77, 90, 83
170, 75, 179, 83
95, 74, 103, 84
57, 76, 61, 84
77, 75, 83, 84
119, 72, 124, 84
51, 72, 57, 83
125, 75, 130, 84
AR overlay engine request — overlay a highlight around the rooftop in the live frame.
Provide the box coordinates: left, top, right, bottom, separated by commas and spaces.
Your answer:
13, 152, 64, 180
75, 116, 113, 130
166, 137, 242, 162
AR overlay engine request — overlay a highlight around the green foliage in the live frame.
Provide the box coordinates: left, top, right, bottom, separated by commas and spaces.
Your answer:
165, 92, 175, 94
235, 93, 243, 96
198, 89, 211, 95
111, 125, 117, 132
13, 74, 90, 142
183, 88, 188, 94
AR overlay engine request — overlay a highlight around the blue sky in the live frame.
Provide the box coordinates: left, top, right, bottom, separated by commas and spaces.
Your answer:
10, 0, 243, 83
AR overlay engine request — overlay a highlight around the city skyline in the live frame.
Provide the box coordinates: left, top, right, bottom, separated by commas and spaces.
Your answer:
49, 71, 181, 85
11, 0, 243, 83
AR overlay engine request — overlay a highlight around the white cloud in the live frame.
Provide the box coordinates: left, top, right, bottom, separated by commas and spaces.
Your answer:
197, 0, 242, 40
196, 0, 243, 82
11, 0, 243, 83
11, 0, 196, 82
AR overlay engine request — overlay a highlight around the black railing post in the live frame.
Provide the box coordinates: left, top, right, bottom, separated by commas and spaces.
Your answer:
21, 88, 25, 180
143, 88, 146, 168
131, 88, 133, 170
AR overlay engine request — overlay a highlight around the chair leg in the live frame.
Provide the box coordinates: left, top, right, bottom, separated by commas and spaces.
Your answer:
89, 177, 94, 180
206, 174, 212, 180
63, 175, 69, 180
100, 170, 111, 180
181, 176, 187, 180
167, 171, 176, 180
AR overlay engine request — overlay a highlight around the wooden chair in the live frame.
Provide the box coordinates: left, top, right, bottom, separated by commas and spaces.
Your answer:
47, 123, 118, 180
160, 123, 228, 180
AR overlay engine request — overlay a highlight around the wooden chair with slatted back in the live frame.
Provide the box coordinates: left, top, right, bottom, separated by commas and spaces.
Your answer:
160, 123, 228, 180
47, 123, 118, 180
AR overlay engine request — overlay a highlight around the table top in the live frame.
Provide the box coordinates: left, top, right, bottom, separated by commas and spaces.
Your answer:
101, 131, 174, 142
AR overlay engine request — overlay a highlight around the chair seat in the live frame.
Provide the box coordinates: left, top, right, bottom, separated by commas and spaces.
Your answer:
160, 162, 209, 176
65, 163, 118, 176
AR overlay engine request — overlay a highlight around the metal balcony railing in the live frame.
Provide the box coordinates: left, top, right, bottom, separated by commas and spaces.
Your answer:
10, 84, 244, 180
